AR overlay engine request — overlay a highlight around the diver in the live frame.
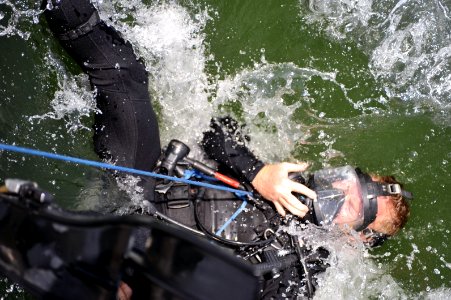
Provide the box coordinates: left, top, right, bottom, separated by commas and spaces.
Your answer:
15, 0, 413, 298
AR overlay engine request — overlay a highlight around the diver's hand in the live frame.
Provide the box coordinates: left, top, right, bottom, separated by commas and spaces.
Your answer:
117, 282, 132, 300
251, 162, 317, 217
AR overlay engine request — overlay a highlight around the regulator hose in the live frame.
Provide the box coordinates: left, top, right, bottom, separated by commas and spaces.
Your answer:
252, 254, 299, 276
193, 189, 276, 248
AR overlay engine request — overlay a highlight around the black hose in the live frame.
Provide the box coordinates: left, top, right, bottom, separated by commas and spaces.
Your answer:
193, 189, 275, 248
292, 236, 314, 299
252, 254, 299, 276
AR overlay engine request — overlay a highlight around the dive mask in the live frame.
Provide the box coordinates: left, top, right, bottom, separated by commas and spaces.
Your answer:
309, 165, 412, 232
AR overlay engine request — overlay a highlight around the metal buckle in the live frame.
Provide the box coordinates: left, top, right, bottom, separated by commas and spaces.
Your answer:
167, 200, 190, 209
58, 11, 99, 41
78, 22, 93, 35
386, 184, 401, 195
165, 184, 193, 209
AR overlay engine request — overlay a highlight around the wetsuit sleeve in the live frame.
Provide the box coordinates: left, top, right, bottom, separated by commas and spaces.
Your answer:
201, 117, 265, 184
43, 0, 161, 172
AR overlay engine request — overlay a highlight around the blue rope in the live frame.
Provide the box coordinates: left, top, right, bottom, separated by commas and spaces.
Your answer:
0, 143, 252, 197
215, 197, 248, 236
183, 169, 219, 182
182, 169, 252, 235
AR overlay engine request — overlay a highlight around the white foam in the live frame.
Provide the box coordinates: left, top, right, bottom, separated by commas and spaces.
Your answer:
97, 0, 214, 154
422, 288, 451, 300
95, 1, 347, 163
302, 0, 451, 123
0, 0, 40, 39
214, 62, 348, 162
283, 223, 409, 299
28, 54, 98, 133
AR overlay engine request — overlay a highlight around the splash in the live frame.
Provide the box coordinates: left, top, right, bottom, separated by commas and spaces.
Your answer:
301, 0, 451, 124
283, 223, 409, 299
114, 174, 145, 209
36, 0, 351, 162
421, 288, 451, 300
214, 61, 348, 162
27, 54, 98, 133
96, 0, 214, 153
0, 0, 41, 39
0, 278, 24, 298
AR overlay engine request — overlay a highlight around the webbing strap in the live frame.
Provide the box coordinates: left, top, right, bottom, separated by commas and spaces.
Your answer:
59, 11, 101, 41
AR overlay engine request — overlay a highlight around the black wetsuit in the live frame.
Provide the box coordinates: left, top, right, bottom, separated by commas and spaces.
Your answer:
43, 0, 264, 203
43, 1, 325, 299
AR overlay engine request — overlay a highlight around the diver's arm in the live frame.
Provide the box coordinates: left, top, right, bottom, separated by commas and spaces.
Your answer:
201, 117, 265, 183
202, 117, 315, 217
44, 0, 161, 171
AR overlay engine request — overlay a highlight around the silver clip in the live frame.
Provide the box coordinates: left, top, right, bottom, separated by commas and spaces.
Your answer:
386, 184, 401, 195
5, 179, 37, 194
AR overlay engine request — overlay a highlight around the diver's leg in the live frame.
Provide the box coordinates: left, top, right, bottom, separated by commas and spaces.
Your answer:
43, 0, 161, 172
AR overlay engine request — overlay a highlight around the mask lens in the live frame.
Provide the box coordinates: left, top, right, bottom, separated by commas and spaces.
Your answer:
314, 189, 345, 225
313, 166, 365, 229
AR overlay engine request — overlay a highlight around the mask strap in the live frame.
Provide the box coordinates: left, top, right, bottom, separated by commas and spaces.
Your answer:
355, 169, 378, 231
355, 168, 414, 232
369, 182, 414, 200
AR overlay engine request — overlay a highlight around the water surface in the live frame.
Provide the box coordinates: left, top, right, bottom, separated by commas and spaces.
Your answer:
0, 0, 450, 298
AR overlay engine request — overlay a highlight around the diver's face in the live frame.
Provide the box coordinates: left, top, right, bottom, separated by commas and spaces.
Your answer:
330, 179, 363, 228
315, 172, 393, 246
332, 186, 392, 241
328, 179, 390, 229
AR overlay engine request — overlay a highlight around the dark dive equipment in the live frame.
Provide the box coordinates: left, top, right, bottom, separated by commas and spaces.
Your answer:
158, 139, 245, 189
154, 140, 331, 299
0, 179, 259, 300
0, 141, 411, 300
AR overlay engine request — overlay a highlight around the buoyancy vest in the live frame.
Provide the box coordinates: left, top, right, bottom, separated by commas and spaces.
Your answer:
152, 180, 272, 244
149, 167, 329, 300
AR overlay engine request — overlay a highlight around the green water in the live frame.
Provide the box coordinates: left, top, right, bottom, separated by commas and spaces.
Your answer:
202, 0, 451, 295
0, 0, 450, 298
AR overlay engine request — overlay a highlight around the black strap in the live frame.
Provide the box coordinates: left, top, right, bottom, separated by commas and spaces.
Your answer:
59, 10, 101, 41
355, 170, 378, 231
